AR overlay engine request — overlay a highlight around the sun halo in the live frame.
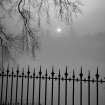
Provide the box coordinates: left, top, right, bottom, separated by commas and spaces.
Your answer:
57, 28, 62, 33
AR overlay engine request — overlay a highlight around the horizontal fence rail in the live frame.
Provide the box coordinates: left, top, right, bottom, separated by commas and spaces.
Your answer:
0, 66, 105, 105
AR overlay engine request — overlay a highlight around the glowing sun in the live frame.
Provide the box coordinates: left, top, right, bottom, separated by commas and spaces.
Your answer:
57, 28, 62, 33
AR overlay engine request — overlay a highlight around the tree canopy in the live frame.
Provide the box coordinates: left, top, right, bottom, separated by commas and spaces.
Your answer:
0, 0, 82, 68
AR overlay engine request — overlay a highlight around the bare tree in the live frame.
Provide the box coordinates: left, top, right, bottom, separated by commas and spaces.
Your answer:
0, 0, 82, 69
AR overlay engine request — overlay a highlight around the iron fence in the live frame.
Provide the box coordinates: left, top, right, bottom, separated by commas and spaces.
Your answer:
0, 66, 105, 105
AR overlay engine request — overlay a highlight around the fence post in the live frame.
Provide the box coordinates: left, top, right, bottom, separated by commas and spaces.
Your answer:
65, 66, 68, 105
1, 39, 4, 71
72, 69, 75, 105
32, 68, 35, 105
21, 68, 24, 105
51, 66, 55, 105
27, 66, 30, 105
10, 68, 14, 105
5, 65, 9, 105
44, 69, 48, 105
88, 71, 90, 105
38, 66, 42, 105
79, 67, 83, 105
58, 69, 61, 105
95, 67, 99, 105
0, 70, 4, 104
15, 66, 19, 105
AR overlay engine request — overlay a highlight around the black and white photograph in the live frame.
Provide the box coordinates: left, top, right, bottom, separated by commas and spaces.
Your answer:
0, 0, 105, 105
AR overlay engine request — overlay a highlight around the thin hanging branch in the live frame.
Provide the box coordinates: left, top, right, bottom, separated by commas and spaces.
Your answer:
18, 0, 40, 58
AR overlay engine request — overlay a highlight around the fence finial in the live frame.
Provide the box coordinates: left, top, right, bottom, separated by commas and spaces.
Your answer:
65, 66, 68, 77
96, 67, 99, 79
16, 65, 19, 74
79, 66, 83, 78
81, 66, 82, 72
73, 69, 75, 79
33, 68, 35, 76
7, 64, 9, 73
22, 68, 24, 75
88, 71, 90, 79
27, 65, 30, 75
58, 68, 61, 78
45, 68, 48, 77
51, 66, 55, 77
39, 65, 42, 75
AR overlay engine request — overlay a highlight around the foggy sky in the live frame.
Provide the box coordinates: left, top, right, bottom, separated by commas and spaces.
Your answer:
30, 0, 105, 73
0, 0, 105, 72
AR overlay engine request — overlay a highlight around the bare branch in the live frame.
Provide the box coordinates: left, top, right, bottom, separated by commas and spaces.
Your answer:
0, 0, 82, 66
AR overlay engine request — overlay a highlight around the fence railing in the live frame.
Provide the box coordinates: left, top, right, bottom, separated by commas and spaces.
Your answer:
0, 66, 105, 105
